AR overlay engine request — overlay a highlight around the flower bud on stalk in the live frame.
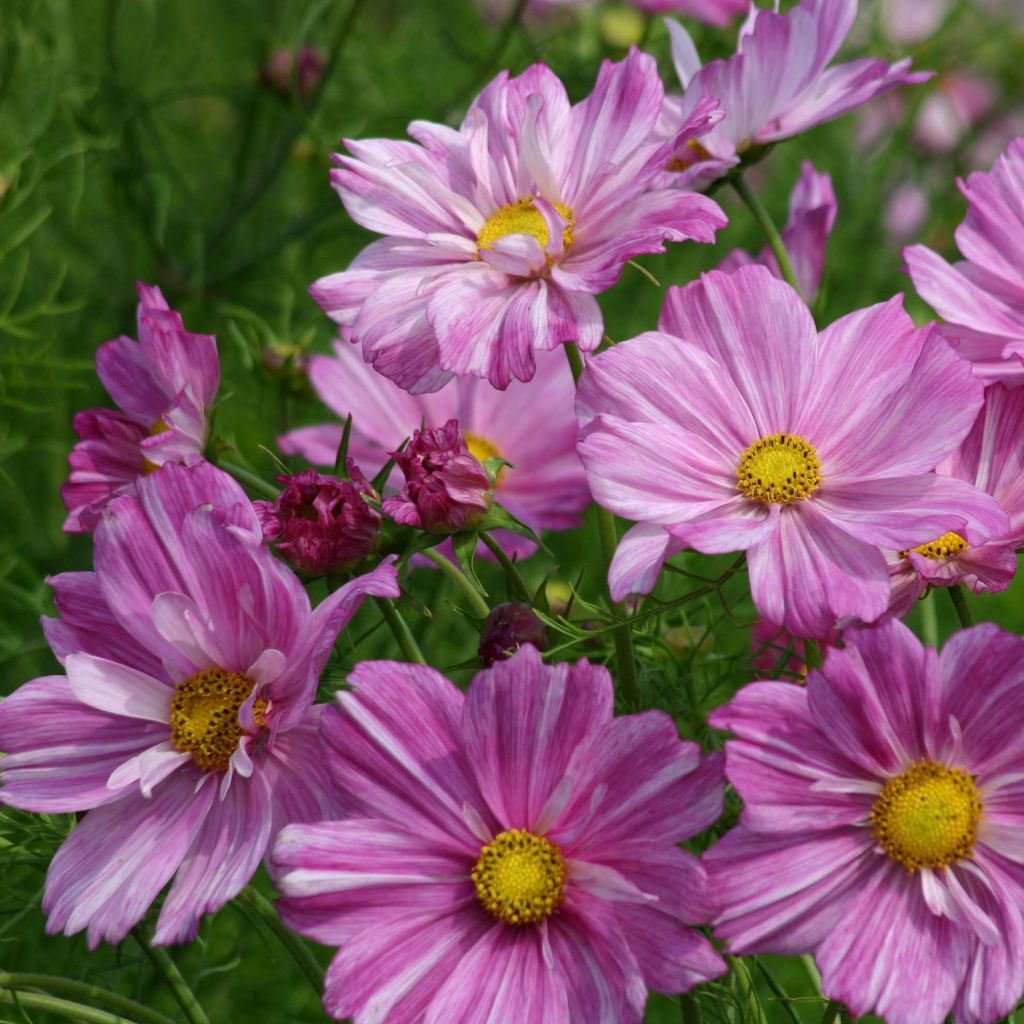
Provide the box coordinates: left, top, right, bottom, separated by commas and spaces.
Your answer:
254, 464, 380, 577
478, 603, 549, 667
382, 419, 493, 533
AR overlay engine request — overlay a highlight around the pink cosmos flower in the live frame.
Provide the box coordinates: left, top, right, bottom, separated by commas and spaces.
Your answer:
718, 161, 836, 301
878, 0, 952, 44
885, 383, 1024, 618
0, 461, 398, 947
311, 49, 725, 392
382, 419, 492, 532
661, 0, 931, 189
884, 182, 928, 243
62, 283, 219, 533
706, 619, 1024, 1024
273, 645, 726, 1022
279, 340, 590, 558
905, 138, 1024, 382
914, 74, 995, 155
254, 465, 381, 577
575, 266, 1009, 638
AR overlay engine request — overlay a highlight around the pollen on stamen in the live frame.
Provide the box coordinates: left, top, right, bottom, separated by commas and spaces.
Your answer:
477, 198, 574, 253
737, 433, 822, 505
471, 828, 566, 926
169, 668, 268, 773
900, 531, 969, 560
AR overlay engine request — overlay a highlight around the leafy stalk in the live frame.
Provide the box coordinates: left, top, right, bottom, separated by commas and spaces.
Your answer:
132, 926, 211, 1024
731, 175, 801, 295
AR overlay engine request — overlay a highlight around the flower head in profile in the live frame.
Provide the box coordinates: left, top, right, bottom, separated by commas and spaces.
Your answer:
312, 49, 725, 392
0, 462, 397, 947
886, 383, 1024, 618
707, 619, 1024, 1024
273, 645, 726, 1022
254, 465, 381, 577
718, 161, 836, 302
280, 340, 590, 558
576, 266, 1009, 638
905, 137, 1024, 382
382, 419, 492, 532
62, 283, 220, 532
661, 0, 931, 188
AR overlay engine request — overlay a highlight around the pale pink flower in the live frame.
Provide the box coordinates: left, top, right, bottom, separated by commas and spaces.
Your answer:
661, 0, 931, 189
274, 646, 726, 1021
311, 50, 725, 391
717, 161, 836, 301
914, 74, 995, 154
0, 461, 397, 946
62, 284, 219, 532
905, 138, 1024, 382
576, 266, 1009, 638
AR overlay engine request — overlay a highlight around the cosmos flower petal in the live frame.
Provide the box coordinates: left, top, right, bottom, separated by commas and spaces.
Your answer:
65, 653, 174, 722
42, 772, 216, 949
607, 523, 686, 602
462, 646, 613, 830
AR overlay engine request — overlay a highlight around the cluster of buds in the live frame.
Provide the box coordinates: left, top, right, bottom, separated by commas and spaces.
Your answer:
254, 462, 380, 577
382, 419, 493, 533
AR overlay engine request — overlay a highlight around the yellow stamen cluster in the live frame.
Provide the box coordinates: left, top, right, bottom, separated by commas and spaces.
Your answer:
871, 760, 982, 872
141, 418, 171, 476
465, 432, 505, 486
901, 532, 969, 560
169, 668, 267, 773
737, 433, 822, 504
477, 198, 574, 253
471, 829, 566, 925
667, 138, 712, 172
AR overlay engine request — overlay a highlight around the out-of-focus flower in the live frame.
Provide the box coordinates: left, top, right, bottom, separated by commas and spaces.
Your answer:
279, 340, 590, 558
311, 50, 725, 392
61, 284, 219, 533
273, 646, 726, 1021
0, 462, 398, 947
382, 419, 492, 533
718, 161, 836, 301
878, 0, 952, 44
576, 266, 1008, 638
254, 466, 381, 577
886, 384, 1024, 618
884, 182, 928, 243
661, 0, 931, 189
478, 603, 549, 665
478, 0, 745, 26
905, 138, 1024, 382
914, 73, 995, 154
261, 46, 325, 102
708, 619, 1024, 1024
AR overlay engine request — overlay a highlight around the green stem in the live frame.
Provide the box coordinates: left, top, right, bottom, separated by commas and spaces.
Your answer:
920, 587, 939, 648
479, 531, 531, 603
680, 992, 702, 1024
217, 459, 281, 499
728, 956, 768, 1024
731, 175, 802, 295
0, 974, 175, 1024
421, 549, 491, 618
375, 596, 427, 664
132, 927, 211, 1024
947, 583, 976, 628
804, 638, 824, 671
753, 959, 803, 1024
235, 887, 324, 996
564, 343, 640, 705
820, 1000, 844, 1024
0, 989, 136, 1024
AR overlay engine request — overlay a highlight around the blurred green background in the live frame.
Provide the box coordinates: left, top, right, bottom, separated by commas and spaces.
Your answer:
1, 0, 1023, 1020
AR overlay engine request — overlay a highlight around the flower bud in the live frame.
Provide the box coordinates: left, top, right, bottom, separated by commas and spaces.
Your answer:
382, 419, 492, 533
254, 464, 380, 576
261, 46, 325, 102
478, 603, 549, 667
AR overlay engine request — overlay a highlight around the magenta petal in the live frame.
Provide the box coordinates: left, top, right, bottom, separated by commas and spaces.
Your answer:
153, 769, 273, 945
706, 825, 871, 954
816, 861, 967, 1024
0, 676, 167, 812
607, 523, 686, 601
42, 772, 215, 947
461, 645, 613, 830
65, 653, 173, 723
747, 503, 889, 639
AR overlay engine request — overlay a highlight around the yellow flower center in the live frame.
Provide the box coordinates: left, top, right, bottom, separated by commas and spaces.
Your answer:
901, 532, 969, 560
471, 829, 566, 925
141, 417, 170, 476
477, 198, 574, 253
169, 668, 267, 773
667, 138, 712, 172
871, 760, 982, 872
737, 433, 822, 504
465, 432, 506, 486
